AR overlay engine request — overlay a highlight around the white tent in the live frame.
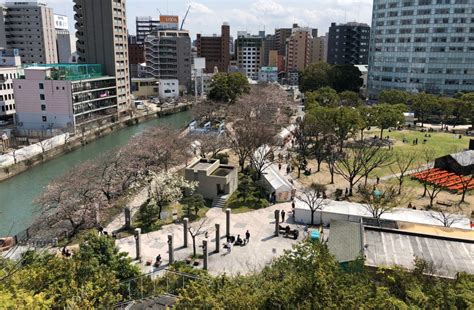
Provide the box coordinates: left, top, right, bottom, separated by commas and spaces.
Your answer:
261, 164, 294, 202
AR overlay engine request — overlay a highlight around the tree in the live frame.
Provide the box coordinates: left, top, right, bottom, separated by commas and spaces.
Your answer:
187, 218, 209, 257
411, 93, 438, 127
356, 105, 375, 141
359, 184, 400, 225
191, 101, 222, 124
305, 87, 339, 108
296, 183, 328, 226
292, 118, 313, 177
339, 91, 362, 107
182, 194, 206, 219
373, 104, 406, 138
429, 205, 464, 227
460, 93, 474, 127
299, 62, 332, 92
390, 151, 419, 195
379, 89, 411, 105
208, 72, 250, 103
250, 144, 276, 180
328, 65, 363, 93
437, 97, 456, 128
191, 133, 229, 159
458, 174, 473, 203
333, 107, 362, 152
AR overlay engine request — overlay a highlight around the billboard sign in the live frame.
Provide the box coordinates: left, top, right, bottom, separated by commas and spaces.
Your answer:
159, 15, 179, 30
54, 14, 68, 30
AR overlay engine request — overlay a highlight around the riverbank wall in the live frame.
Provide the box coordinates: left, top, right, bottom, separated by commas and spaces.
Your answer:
0, 104, 192, 182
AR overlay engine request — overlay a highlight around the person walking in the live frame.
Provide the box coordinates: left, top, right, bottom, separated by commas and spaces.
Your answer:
245, 230, 250, 243
281, 210, 286, 222
226, 241, 232, 254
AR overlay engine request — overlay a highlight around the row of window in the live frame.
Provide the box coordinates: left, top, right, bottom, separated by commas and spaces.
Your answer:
376, 8, 470, 17
0, 103, 15, 112
377, 0, 468, 9
370, 76, 474, 86
0, 94, 14, 101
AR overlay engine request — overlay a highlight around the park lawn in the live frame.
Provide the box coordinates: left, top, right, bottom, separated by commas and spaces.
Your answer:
365, 129, 471, 178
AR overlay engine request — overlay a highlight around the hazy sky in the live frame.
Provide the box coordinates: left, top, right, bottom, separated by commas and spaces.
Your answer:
40, 0, 373, 38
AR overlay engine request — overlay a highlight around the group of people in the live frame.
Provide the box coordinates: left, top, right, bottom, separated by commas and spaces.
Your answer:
225, 230, 250, 254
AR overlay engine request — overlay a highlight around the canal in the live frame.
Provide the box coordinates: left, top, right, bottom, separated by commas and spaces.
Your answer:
0, 111, 192, 236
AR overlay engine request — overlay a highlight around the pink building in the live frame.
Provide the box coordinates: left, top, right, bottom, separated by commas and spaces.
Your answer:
13, 64, 117, 133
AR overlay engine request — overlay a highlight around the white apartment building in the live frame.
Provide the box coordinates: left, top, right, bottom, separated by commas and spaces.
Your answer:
0, 49, 22, 121
235, 33, 263, 80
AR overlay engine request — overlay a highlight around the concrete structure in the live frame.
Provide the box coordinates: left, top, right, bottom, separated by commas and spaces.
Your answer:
144, 29, 192, 91
311, 36, 327, 63
354, 64, 368, 97
0, 5, 6, 48
258, 67, 278, 83
14, 64, 117, 133
235, 33, 263, 80
327, 220, 364, 265
128, 35, 145, 79
74, 0, 131, 117
327, 22, 370, 65
2, 1, 58, 64
184, 158, 238, 200
261, 35, 277, 67
0, 49, 22, 121
131, 78, 157, 99
196, 23, 230, 73
136, 16, 160, 43
286, 26, 313, 72
158, 79, 179, 99
54, 15, 72, 63
369, 0, 474, 97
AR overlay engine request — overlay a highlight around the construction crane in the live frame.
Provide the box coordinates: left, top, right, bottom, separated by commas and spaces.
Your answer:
180, 5, 191, 30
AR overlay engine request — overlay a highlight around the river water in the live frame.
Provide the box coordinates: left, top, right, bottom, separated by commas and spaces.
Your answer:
0, 111, 192, 236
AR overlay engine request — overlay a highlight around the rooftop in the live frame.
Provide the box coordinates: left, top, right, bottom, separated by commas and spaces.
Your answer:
24, 64, 103, 81
211, 167, 233, 177
327, 220, 363, 263
189, 159, 217, 171
449, 150, 474, 167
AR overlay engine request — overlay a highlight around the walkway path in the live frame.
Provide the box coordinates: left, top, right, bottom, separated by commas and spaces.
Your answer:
115, 202, 301, 276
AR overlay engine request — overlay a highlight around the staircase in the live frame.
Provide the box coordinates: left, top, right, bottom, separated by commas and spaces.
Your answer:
212, 195, 230, 208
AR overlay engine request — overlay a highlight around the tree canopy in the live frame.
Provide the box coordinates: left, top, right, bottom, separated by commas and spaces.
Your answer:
208, 72, 250, 103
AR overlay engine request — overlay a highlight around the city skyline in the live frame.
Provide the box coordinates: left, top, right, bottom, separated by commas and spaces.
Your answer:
41, 0, 373, 38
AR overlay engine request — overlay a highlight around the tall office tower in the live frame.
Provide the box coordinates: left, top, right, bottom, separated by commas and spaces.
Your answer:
196, 23, 231, 73
235, 32, 263, 80
0, 5, 6, 48
368, 0, 474, 97
54, 14, 72, 63
285, 26, 313, 72
2, 1, 57, 64
128, 35, 145, 78
275, 27, 292, 56
262, 34, 277, 67
144, 28, 192, 90
327, 22, 370, 65
136, 16, 160, 43
74, 0, 131, 115
311, 36, 327, 63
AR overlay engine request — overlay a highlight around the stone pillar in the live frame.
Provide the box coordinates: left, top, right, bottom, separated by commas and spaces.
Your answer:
124, 207, 132, 229
226, 208, 231, 238
203, 239, 208, 270
183, 218, 189, 248
167, 234, 174, 264
215, 223, 220, 253
274, 210, 280, 237
134, 228, 141, 260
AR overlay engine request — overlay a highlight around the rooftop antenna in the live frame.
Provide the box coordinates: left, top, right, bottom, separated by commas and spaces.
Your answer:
157, 8, 162, 16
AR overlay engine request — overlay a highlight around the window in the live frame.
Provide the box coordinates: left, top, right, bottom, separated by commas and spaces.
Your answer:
40, 94, 45, 100
42, 116, 47, 122
41, 104, 46, 111
39, 83, 44, 89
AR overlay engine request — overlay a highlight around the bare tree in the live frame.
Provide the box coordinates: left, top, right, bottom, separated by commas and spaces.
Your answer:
361, 148, 393, 186
425, 182, 444, 209
296, 183, 328, 226
191, 133, 229, 159
191, 101, 223, 124
457, 174, 473, 203
359, 184, 401, 225
187, 218, 209, 257
390, 151, 419, 195
38, 138, 53, 160
429, 205, 464, 227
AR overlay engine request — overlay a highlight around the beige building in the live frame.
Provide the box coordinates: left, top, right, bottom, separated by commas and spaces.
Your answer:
285, 27, 312, 72
74, 0, 131, 117
311, 36, 327, 63
268, 50, 279, 68
2, 2, 58, 64
131, 78, 158, 99
184, 158, 238, 200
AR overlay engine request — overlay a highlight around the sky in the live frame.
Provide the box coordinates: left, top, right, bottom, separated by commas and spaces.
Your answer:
41, 0, 373, 39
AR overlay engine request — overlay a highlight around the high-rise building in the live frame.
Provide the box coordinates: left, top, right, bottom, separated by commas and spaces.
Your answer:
368, 0, 474, 97
0, 49, 22, 121
2, 1, 58, 64
136, 16, 160, 43
144, 29, 192, 91
128, 35, 145, 78
235, 32, 263, 80
262, 35, 277, 67
285, 26, 313, 72
0, 5, 6, 48
311, 36, 327, 63
74, 0, 131, 116
275, 28, 292, 56
54, 14, 72, 63
327, 22, 370, 65
196, 23, 230, 73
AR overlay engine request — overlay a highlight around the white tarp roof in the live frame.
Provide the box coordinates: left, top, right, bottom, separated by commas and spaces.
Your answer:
294, 199, 470, 229
262, 163, 293, 192
277, 124, 296, 140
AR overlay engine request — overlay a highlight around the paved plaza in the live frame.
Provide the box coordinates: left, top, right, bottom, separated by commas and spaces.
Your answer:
116, 202, 303, 275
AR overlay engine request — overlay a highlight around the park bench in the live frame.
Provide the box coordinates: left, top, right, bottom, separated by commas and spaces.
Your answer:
278, 225, 299, 240
436, 200, 453, 207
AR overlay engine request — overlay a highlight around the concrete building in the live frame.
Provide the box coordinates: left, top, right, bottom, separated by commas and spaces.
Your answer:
74, 0, 131, 117
286, 26, 313, 72
2, 1, 58, 64
235, 33, 263, 80
196, 23, 230, 73
144, 29, 192, 92
131, 78, 157, 99
54, 14, 72, 63
136, 16, 160, 43
262, 34, 277, 67
128, 35, 145, 78
14, 64, 117, 133
311, 36, 327, 63
158, 79, 179, 99
0, 49, 22, 121
354, 64, 368, 97
368, 0, 474, 97
0, 5, 6, 48
327, 22, 370, 65
258, 67, 278, 83
184, 158, 238, 200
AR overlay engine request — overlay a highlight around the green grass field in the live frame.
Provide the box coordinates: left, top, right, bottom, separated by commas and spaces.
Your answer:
365, 129, 471, 178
